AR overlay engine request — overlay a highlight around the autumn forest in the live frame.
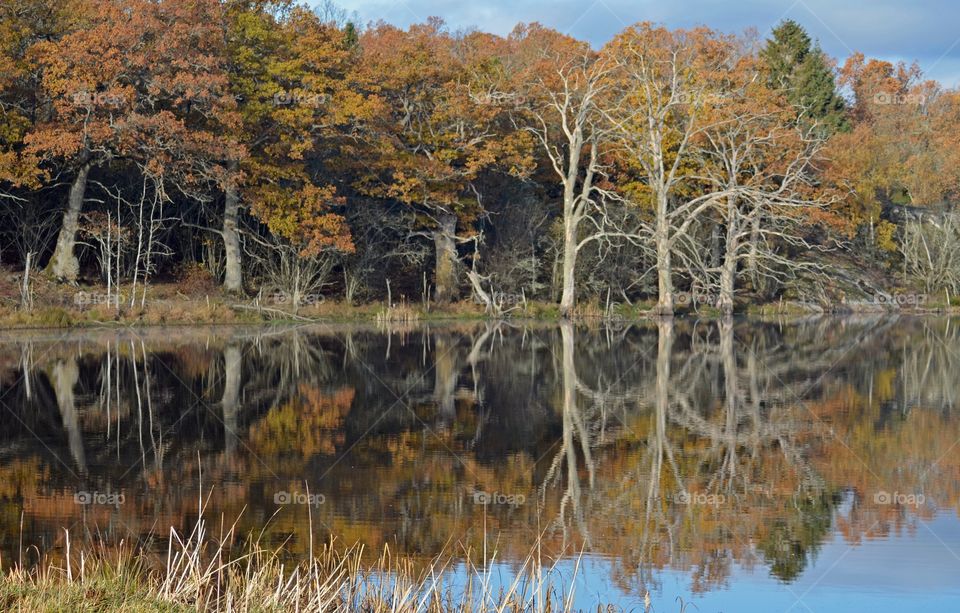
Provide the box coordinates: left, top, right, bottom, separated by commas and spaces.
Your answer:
0, 0, 958, 323
3, 2, 960, 609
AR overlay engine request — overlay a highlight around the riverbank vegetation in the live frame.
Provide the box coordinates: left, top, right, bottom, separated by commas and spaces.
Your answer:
2, 1, 959, 323
0, 515, 597, 612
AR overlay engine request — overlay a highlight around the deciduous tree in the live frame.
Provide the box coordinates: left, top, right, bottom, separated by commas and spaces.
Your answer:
506, 23, 612, 316
604, 24, 740, 316
354, 20, 530, 304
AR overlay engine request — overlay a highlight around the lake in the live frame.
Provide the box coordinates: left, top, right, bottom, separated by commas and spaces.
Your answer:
1, 316, 959, 611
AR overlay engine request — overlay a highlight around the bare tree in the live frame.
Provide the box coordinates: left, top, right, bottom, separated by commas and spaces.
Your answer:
695, 68, 832, 314
252, 235, 336, 314
509, 33, 616, 316
900, 213, 960, 296
605, 25, 741, 315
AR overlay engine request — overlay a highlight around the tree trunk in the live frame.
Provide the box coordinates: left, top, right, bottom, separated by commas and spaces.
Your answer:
433, 333, 458, 422
654, 192, 674, 317
655, 317, 674, 447
433, 212, 459, 304
718, 248, 737, 315
717, 198, 739, 316
53, 356, 86, 473
747, 213, 760, 286
559, 213, 578, 317
655, 227, 673, 316
48, 161, 93, 282
222, 160, 242, 293
221, 344, 241, 456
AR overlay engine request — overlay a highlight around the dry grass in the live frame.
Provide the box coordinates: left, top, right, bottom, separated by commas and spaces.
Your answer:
375, 300, 421, 326
0, 265, 667, 329
0, 507, 602, 613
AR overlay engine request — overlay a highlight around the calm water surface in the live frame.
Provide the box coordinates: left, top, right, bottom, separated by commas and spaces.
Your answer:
1, 317, 959, 611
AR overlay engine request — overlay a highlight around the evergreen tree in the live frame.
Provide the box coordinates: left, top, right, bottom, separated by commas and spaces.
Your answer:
343, 21, 358, 48
761, 20, 848, 133
761, 19, 812, 87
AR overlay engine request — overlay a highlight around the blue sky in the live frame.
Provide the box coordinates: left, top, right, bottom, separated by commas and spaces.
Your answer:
335, 0, 960, 87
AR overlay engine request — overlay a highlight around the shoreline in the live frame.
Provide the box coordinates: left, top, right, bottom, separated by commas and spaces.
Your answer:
4, 276, 957, 331
2, 298, 957, 331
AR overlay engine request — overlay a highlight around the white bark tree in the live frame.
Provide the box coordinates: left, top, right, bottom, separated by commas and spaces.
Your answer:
510, 33, 615, 316
604, 24, 741, 316
695, 63, 832, 314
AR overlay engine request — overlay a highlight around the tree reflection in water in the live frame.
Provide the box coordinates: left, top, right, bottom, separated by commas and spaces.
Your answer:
0, 317, 958, 595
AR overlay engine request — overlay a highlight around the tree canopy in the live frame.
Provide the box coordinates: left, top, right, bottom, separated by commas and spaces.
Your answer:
0, 5, 956, 316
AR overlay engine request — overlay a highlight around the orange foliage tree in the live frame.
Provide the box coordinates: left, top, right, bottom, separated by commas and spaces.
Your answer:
353, 19, 531, 304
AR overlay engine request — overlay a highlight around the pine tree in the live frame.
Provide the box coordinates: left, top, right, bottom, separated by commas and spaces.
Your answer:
761, 19, 811, 88
794, 45, 848, 133
761, 20, 847, 134
343, 21, 358, 48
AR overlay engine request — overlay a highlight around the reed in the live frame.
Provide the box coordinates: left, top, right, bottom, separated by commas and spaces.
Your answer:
375, 299, 421, 326
0, 512, 604, 612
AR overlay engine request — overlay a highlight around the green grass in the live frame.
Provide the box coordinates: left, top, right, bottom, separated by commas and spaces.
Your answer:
0, 577, 189, 612
0, 545, 187, 613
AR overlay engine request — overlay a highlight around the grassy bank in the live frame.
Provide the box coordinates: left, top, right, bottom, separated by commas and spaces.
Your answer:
0, 517, 606, 613
3, 272, 957, 330
0, 295, 614, 329
1, 273, 663, 329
